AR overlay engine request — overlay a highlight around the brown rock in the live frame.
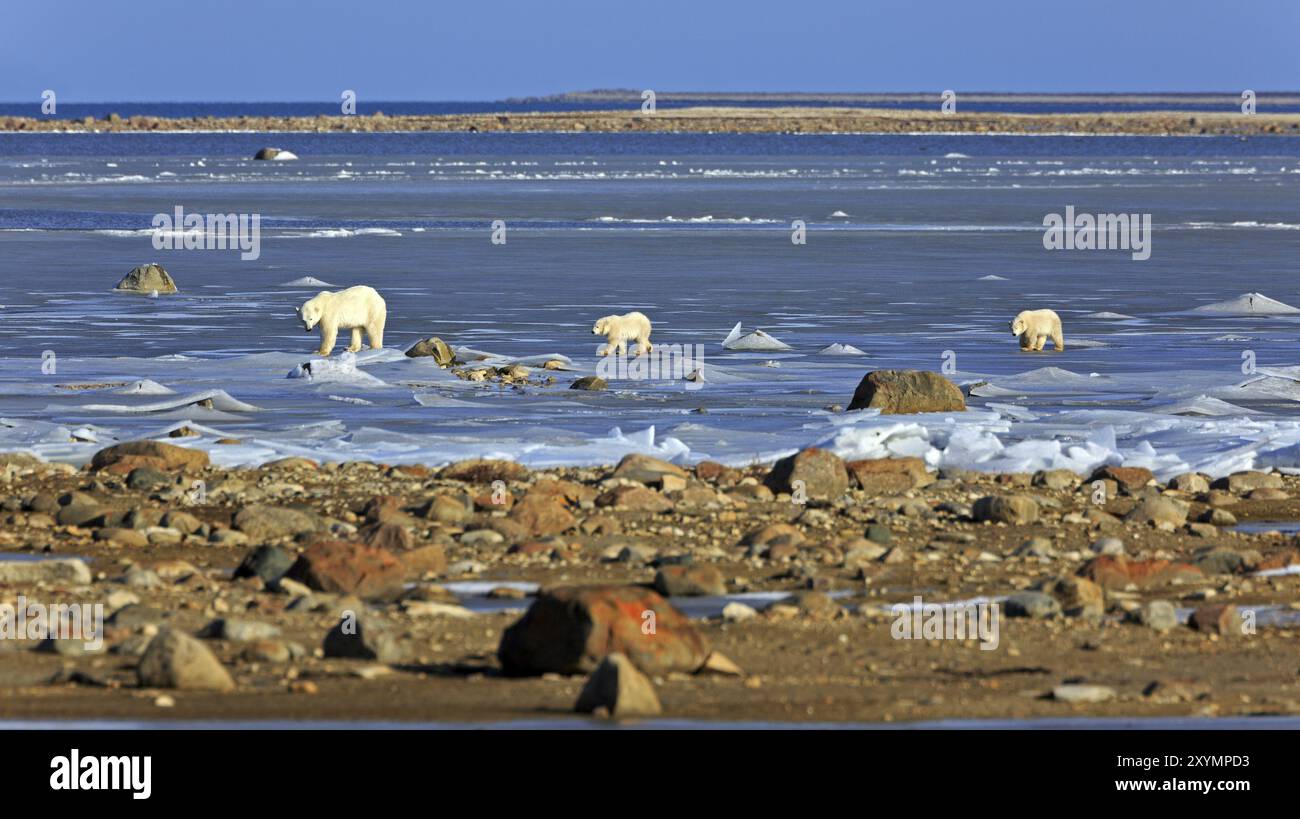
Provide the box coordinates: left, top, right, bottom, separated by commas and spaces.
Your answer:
847, 370, 965, 414
91, 440, 209, 473
399, 544, 448, 578
574, 652, 662, 718
360, 521, 414, 551
1088, 465, 1155, 494
765, 448, 849, 500
846, 457, 933, 493
1189, 604, 1243, 636
653, 565, 726, 597
509, 495, 577, 537
498, 585, 709, 676
612, 453, 688, 485
972, 495, 1039, 524
137, 628, 234, 691
284, 540, 406, 600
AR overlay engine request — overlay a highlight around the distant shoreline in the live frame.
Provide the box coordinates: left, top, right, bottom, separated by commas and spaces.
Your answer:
4, 106, 1299, 136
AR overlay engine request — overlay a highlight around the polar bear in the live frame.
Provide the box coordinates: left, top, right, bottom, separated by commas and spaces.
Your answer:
296, 286, 387, 356
1010, 309, 1064, 352
592, 311, 653, 357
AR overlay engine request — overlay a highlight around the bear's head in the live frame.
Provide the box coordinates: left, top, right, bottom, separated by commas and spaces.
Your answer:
296, 297, 324, 332
592, 317, 611, 336
1009, 314, 1028, 337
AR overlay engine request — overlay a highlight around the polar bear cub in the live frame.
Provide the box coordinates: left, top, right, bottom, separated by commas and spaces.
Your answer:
296, 285, 387, 356
1010, 309, 1064, 352
592, 311, 653, 357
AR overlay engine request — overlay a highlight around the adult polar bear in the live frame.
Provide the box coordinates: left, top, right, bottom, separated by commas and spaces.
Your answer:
1010, 309, 1064, 352
592, 311, 653, 357
297, 286, 386, 356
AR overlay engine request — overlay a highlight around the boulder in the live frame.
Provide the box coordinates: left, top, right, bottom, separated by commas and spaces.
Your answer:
498, 585, 709, 676
0, 558, 91, 586
765, 448, 849, 500
114, 263, 177, 295
1124, 496, 1189, 527
574, 653, 662, 718
509, 494, 577, 537
847, 370, 965, 414
233, 545, 296, 584
137, 628, 235, 691
322, 616, 407, 663
611, 453, 688, 485
653, 565, 726, 597
90, 440, 208, 473
846, 457, 934, 493
1087, 465, 1155, 494
284, 540, 406, 600
233, 504, 326, 540
972, 495, 1039, 524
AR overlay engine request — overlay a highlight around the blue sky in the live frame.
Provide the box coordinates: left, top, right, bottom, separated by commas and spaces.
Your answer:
2, 0, 1296, 101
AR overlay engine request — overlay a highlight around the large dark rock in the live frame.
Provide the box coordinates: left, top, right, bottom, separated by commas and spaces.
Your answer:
284, 540, 406, 600
847, 370, 965, 414
498, 585, 709, 676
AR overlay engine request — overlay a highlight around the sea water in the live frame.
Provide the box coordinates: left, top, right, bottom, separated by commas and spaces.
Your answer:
0, 131, 1298, 475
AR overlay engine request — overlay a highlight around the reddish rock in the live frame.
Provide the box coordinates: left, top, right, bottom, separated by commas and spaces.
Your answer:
90, 440, 209, 473
526, 479, 598, 505
742, 522, 805, 548
439, 458, 530, 483
846, 457, 934, 494
1087, 465, 1155, 494
765, 448, 849, 500
1077, 555, 1203, 590
285, 540, 406, 599
498, 585, 709, 676
509, 495, 577, 537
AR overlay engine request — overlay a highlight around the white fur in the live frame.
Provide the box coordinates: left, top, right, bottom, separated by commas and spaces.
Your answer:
592, 311, 653, 357
1009, 309, 1064, 352
296, 286, 387, 356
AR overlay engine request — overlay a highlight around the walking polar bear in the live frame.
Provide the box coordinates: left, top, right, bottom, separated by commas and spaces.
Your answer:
592, 311, 653, 357
1010, 309, 1064, 352
296, 285, 387, 356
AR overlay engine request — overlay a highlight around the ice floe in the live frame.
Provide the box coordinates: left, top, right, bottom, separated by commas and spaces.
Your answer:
721, 323, 793, 351
1190, 292, 1300, 316
817, 343, 867, 356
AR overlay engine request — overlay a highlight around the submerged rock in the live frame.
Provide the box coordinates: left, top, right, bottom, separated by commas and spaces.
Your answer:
114, 263, 178, 295
405, 336, 456, 366
253, 147, 298, 160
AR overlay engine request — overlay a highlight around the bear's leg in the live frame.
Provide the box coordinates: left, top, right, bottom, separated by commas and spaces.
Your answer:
636, 332, 652, 357
1018, 333, 1032, 351
317, 323, 338, 357
1034, 335, 1046, 351
367, 314, 385, 350
347, 327, 363, 353
597, 342, 610, 357
615, 338, 628, 357
1052, 329, 1065, 352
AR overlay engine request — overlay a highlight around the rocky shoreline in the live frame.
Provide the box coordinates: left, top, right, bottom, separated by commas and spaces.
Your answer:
5, 106, 1300, 136
3, 432, 1300, 724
